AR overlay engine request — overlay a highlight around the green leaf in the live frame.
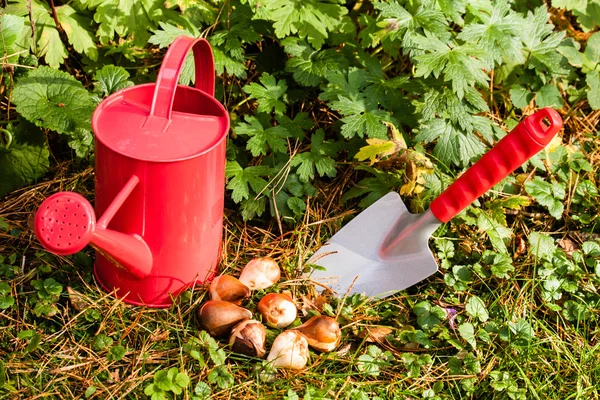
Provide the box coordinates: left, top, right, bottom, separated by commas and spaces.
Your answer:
465, 296, 489, 322
243, 73, 287, 115
458, 323, 477, 349
0, 14, 25, 62
225, 161, 272, 203
13, 67, 94, 135
263, 0, 348, 49
0, 122, 50, 198
93, 334, 114, 351
84, 0, 179, 46
149, 21, 198, 48
290, 129, 338, 182
207, 365, 234, 389
509, 85, 533, 109
482, 251, 514, 279
194, 381, 211, 398
457, 2, 523, 67
476, 210, 511, 254
84, 386, 97, 398
586, 70, 600, 110
56, 5, 98, 61
528, 232, 555, 260
563, 299, 592, 322
25, 333, 41, 353
414, 32, 489, 99
28, 0, 68, 68
234, 116, 290, 156
175, 372, 190, 389
283, 38, 349, 86
107, 345, 126, 361
357, 345, 394, 376
0, 282, 14, 309
524, 177, 565, 219
508, 319, 534, 343
287, 197, 307, 216
32, 278, 62, 300
535, 84, 563, 109
94, 65, 134, 97
413, 301, 446, 331
520, 6, 567, 75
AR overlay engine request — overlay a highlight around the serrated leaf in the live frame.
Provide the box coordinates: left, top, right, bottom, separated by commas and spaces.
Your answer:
287, 197, 306, 216
13, 67, 94, 135
0, 121, 50, 197
477, 210, 511, 254
149, 21, 198, 48
524, 177, 565, 219
283, 39, 349, 86
243, 73, 287, 115
0, 14, 25, 62
194, 381, 211, 398
586, 70, 600, 110
528, 232, 555, 260
535, 84, 563, 109
457, 2, 523, 67
225, 161, 272, 203
56, 5, 98, 61
354, 139, 398, 165
465, 296, 489, 322
207, 365, 234, 389
458, 323, 477, 349
263, 0, 348, 49
413, 301, 446, 331
86, 0, 178, 46
175, 372, 190, 389
234, 116, 290, 156
93, 333, 114, 350
290, 129, 338, 182
94, 65, 134, 97
414, 32, 489, 99
509, 85, 533, 108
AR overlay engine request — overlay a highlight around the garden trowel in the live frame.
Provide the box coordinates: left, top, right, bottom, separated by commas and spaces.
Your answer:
308, 108, 563, 297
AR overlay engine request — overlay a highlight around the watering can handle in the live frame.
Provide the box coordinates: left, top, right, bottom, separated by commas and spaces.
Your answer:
150, 36, 215, 120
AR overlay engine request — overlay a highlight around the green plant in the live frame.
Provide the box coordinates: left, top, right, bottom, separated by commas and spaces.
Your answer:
144, 368, 191, 400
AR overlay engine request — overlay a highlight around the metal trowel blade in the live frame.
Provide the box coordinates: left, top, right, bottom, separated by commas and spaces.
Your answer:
307, 192, 439, 298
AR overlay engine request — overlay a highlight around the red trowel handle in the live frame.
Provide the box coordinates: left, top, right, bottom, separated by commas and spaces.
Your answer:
430, 108, 563, 223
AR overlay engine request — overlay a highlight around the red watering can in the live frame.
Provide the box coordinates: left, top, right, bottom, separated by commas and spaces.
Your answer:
33, 36, 230, 308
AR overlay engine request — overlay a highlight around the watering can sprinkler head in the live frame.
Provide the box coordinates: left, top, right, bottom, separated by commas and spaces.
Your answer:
34, 176, 152, 279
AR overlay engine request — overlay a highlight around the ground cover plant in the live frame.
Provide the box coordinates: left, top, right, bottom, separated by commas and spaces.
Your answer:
0, 0, 599, 398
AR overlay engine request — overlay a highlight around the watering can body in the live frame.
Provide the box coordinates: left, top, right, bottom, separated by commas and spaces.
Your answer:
34, 37, 229, 307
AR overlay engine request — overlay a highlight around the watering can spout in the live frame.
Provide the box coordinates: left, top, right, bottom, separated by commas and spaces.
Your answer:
34, 175, 153, 279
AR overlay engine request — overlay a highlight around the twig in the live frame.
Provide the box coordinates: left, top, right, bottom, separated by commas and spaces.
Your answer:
47, 0, 64, 33
27, 0, 37, 54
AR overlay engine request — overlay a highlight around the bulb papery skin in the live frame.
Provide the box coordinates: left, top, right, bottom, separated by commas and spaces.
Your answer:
267, 331, 309, 369
292, 315, 341, 352
257, 293, 298, 329
239, 257, 281, 291
229, 319, 267, 358
209, 275, 251, 304
197, 300, 252, 338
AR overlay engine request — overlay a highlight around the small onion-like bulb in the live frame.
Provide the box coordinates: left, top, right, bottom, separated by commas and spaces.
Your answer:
238, 257, 281, 291
197, 300, 252, 338
229, 319, 267, 358
267, 331, 309, 369
257, 293, 297, 329
209, 275, 251, 304
292, 315, 341, 352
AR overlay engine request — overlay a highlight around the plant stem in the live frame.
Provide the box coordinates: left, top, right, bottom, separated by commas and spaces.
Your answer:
47, 0, 63, 33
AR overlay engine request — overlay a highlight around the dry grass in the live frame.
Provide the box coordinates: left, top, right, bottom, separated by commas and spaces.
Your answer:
1, 145, 599, 400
